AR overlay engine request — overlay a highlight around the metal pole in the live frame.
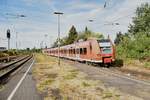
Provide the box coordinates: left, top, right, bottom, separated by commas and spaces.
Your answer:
54, 12, 63, 66
8, 38, 10, 50
58, 14, 60, 66
16, 32, 18, 50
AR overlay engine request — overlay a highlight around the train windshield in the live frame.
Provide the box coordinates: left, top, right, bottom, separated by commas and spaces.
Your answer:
98, 39, 112, 54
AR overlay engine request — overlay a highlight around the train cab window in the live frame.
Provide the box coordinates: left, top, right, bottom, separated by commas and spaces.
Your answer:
98, 39, 112, 54
83, 48, 87, 55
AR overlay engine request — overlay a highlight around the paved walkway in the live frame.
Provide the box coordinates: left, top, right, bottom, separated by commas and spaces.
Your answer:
0, 58, 42, 100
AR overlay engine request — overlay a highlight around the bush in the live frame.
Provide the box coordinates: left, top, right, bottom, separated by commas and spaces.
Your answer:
0, 52, 9, 57
116, 32, 150, 60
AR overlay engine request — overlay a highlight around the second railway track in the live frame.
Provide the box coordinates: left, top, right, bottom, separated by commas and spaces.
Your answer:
66, 60, 150, 99
0, 55, 33, 83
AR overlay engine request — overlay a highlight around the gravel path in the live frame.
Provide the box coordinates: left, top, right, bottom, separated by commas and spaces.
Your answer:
66, 60, 150, 100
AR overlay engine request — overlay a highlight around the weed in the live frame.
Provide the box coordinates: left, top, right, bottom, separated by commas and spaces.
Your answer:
46, 73, 57, 79
144, 62, 150, 68
63, 70, 79, 80
0, 84, 4, 91
102, 91, 113, 99
38, 79, 54, 92
82, 81, 91, 87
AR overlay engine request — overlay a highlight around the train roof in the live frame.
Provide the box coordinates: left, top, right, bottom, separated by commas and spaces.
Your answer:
45, 38, 113, 50
97, 39, 110, 42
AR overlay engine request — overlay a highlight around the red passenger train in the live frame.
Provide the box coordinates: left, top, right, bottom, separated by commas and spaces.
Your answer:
43, 38, 115, 64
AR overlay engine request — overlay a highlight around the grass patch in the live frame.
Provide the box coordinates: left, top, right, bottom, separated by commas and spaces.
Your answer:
0, 84, 4, 91
82, 81, 91, 87
102, 91, 113, 99
144, 62, 150, 68
63, 73, 77, 80
63, 70, 78, 80
37, 79, 54, 92
46, 73, 57, 79
33, 54, 141, 99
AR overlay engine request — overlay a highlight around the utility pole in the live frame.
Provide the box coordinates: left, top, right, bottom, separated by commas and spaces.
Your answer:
44, 34, 48, 48
54, 12, 63, 66
7, 29, 11, 50
16, 32, 18, 50
88, 19, 94, 30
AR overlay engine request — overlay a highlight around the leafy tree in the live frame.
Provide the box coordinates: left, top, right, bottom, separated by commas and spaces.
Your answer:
52, 26, 104, 47
66, 25, 78, 44
116, 3, 150, 61
114, 31, 124, 45
52, 26, 78, 46
52, 39, 58, 48
84, 26, 92, 40
78, 27, 104, 41
128, 3, 150, 36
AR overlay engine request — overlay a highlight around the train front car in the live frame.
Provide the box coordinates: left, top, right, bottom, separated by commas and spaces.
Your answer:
97, 39, 115, 64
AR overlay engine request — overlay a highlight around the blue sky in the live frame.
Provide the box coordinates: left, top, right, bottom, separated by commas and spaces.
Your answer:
0, 0, 150, 49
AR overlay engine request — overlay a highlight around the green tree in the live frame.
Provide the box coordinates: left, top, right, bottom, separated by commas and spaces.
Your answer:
52, 39, 58, 48
78, 27, 104, 41
116, 3, 150, 60
66, 25, 78, 44
114, 31, 124, 45
128, 3, 150, 36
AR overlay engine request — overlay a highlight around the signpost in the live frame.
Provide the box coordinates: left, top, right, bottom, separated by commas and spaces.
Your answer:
7, 29, 11, 50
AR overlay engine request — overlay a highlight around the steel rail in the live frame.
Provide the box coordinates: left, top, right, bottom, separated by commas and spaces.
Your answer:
0, 55, 32, 83
0, 56, 29, 70
99, 67, 150, 86
0, 56, 17, 62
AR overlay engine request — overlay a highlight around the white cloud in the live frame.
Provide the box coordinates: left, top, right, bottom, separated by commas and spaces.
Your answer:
23, 0, 51, 5
0, 0, 150, 48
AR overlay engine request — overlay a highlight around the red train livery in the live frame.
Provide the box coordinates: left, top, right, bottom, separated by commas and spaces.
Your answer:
43, 39, 115, 64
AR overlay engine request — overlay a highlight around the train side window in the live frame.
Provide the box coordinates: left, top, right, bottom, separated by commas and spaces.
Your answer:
76, 49, 79, 54
72, 49, 73, 54
71, 49, 72, 54
69, 49, 71, 54
80, 48, 83, 54
84, 48, 87, 55
73, 49, 75, 54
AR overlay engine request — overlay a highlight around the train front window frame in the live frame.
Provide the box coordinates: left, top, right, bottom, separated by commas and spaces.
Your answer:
98, 39, 112, 54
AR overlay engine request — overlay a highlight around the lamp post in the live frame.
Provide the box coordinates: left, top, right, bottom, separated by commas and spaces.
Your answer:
44, 34, 48, 48
54, 12, 63, 66
16, 32, 18, 50
89, 19, 94, 22
88, 19, 94, 30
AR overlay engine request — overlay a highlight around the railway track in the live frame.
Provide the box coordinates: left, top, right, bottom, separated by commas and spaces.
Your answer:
0, 55, 33, 83
89, 62, 150, 86
65, 60, 150, 99
0, 56, 17, 63
98, 67, 150, 86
